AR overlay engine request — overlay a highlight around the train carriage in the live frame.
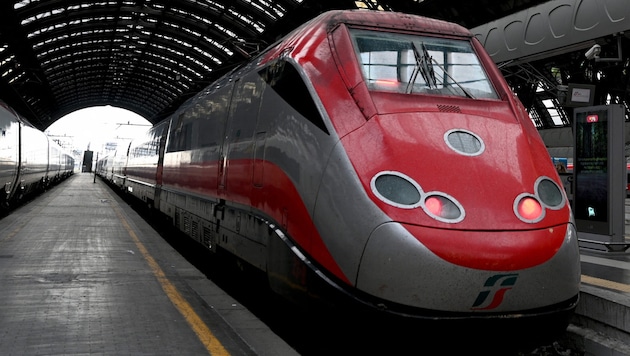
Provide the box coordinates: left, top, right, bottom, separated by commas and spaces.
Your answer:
0, 100, 74, 208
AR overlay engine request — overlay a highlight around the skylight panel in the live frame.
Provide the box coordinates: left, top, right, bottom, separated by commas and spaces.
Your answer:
186, 55, 212, 72
181, 26, 202, 38
173, 37, 192, 49
33, 34, 69, 49
170, 8, 214, 27
14, 0, 40, 10
27, 23, 67, 39
242, 0, 285, 20
184, 0, 225, 12
20, 9, 67, 26
0, 52, 12, 75
542, 99, 564, 126
152, 42, 185, 58
228, 9, 253, 26
8, 71, 25, 84
214, 23, 240, 41
205, 0, 225, 12
194, 47, 222, 65
190, 12, 212, 26
161, 21, 202, 41
202, 36, 233, 57
2, 67, 14, 79
144, 51, 179, 67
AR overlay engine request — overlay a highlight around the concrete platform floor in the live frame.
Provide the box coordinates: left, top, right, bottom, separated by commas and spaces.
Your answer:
0, 173, 298, 356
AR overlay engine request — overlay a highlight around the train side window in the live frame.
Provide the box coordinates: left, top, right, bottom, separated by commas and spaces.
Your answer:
259, 61, 329, 135
197, 88, 230, 149
167, 112, 186, 152
229, 73, 264, 143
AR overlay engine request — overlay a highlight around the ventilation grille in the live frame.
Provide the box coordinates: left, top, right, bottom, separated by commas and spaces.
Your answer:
203, 227, 213, 248
191, 221, 199, 240
437, 104, 461, 113
183, 215, 191, 234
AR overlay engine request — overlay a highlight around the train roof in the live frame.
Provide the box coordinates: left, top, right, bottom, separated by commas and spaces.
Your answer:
314, 10, 472, 37
257, 10, 473, 67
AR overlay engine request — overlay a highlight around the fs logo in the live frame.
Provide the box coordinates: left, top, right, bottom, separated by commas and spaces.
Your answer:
471, 274, 518, 310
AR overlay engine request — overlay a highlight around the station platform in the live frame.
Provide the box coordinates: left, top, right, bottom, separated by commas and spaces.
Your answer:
566, 201, 630, 355
0, 173, 298, 356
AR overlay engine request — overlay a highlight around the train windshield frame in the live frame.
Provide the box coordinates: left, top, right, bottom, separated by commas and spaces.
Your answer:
349, 29, 498, 100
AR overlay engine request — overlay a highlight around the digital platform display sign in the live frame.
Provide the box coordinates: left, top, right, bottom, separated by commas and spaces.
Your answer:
574, 109, 609, 234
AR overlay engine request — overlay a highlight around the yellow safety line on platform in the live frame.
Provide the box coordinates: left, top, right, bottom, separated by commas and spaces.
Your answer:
0, 226, 22, 245
581, 275, 630, 294
113, 206, 230, 356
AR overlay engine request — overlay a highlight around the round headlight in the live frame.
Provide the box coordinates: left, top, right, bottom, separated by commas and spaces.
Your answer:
371, 172, 422, 208
536, 177, 565, 209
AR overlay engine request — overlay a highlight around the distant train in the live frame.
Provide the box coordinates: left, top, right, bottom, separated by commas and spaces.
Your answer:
97, 10, 580, 340
0, 100, 74, 208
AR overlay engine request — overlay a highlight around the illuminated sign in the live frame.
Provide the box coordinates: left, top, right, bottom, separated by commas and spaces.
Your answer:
586, 114, 599, 123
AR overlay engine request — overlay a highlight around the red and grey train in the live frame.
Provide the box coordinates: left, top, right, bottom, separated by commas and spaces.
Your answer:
97, 10, 580, 336
0, 100, 74, 208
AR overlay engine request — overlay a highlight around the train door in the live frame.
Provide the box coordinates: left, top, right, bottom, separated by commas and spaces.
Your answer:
154, 120, 169, 185
218, 79, 239, 196
218, 73, 265, 194
153, 120, 170, 210
223, 73, 265, 195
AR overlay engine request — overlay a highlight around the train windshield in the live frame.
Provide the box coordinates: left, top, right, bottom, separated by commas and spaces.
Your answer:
350, 29, 498, 99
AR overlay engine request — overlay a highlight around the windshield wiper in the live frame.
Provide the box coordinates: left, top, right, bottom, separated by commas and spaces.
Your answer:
406, 42, 437, 93
430, 57, 476, 99
407, 41, 476, 99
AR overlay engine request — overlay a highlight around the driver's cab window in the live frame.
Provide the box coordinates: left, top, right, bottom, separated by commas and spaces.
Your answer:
351, 29, 498, 100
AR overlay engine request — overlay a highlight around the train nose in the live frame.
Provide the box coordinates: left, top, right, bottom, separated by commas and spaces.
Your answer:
356, 221, 581, 312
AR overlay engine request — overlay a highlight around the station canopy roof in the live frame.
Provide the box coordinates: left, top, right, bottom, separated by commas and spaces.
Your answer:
0, 0, 550, 130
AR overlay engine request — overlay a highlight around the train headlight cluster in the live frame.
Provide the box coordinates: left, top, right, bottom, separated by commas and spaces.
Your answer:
371, 171, 464, 223
514, 177, 565, 223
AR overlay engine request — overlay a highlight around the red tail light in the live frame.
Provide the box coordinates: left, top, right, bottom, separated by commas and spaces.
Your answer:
517, 197, 543, 221
423, 194, 463, 222
425, 196, 443, 216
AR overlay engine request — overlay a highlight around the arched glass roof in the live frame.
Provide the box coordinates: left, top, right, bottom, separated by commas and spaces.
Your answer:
1, 0, 311, 128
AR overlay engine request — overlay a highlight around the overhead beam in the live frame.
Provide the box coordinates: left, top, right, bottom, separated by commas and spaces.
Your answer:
471, 0, 630, 66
